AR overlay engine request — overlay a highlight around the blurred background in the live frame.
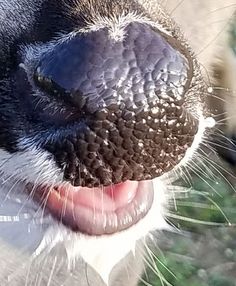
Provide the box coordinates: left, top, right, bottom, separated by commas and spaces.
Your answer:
140, 135, 236, 286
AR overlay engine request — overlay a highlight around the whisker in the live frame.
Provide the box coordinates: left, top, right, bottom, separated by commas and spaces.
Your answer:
197, 11, 235, 56
183, 163, 222, 196
166, 212, 233, 226
143, 241, 177, 280
199, 154, 236, 191
192, 189, 231, 224
46, 256, 58, 286
202, 139, 236, 153
170, 0, 185, 15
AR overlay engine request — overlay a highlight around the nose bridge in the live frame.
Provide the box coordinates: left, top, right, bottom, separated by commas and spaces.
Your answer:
34, 22, 190, 114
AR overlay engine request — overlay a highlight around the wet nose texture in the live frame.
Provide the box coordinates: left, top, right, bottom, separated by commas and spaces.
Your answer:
34, 22, 199, 187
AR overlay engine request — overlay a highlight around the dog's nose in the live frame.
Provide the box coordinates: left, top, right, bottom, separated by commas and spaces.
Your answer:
35, 23, 190, 113
34, 22, 199, 187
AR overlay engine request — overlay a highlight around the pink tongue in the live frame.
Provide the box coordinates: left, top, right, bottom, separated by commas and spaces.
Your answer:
57, 181, 138, 211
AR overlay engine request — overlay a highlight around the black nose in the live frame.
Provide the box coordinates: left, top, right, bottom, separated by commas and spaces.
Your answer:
35, 23, 190, 113
34, 22, 199, 187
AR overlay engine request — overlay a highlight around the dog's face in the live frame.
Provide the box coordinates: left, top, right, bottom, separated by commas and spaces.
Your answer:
0, 0, 227, 285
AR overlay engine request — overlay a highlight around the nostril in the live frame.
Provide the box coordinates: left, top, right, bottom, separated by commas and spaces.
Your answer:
34, 22, 191, 114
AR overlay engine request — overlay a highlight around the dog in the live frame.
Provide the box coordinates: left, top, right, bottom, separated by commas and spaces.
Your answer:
0, 0, 235, 285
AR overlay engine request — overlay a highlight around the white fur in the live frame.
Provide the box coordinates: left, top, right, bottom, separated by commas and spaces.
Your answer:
179, 116, 215, 167
0, 146, 63, 186
78, 11, 171, 41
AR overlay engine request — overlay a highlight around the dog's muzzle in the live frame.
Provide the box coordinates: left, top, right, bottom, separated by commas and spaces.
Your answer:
33, 22, 198, 187
16, 20, 204, 235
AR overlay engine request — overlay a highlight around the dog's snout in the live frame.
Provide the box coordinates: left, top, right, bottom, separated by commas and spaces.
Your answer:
33, 22, 199, 187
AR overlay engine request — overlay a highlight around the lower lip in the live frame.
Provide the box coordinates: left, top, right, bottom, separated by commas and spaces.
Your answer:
33, 181, 154, 236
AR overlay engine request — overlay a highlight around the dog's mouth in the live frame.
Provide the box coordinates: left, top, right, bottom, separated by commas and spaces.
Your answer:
33, 180, 154, 236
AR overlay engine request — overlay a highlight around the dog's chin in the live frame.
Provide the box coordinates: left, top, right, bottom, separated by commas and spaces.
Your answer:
33, 177, 167, 283
28, 179, 164, 283
0, 175, 167, 283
